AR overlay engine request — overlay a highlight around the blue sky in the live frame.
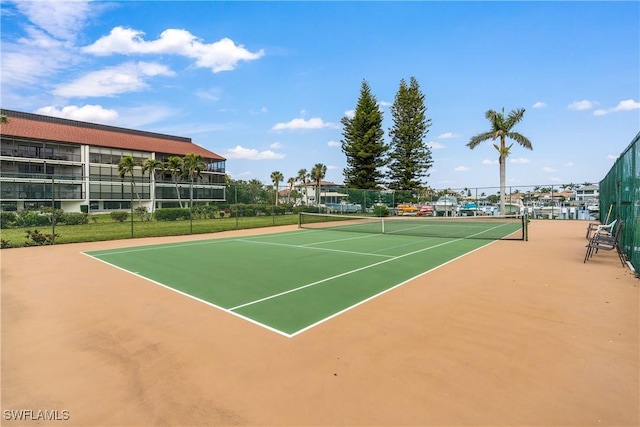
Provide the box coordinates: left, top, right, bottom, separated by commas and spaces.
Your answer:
1, 0, 638, 191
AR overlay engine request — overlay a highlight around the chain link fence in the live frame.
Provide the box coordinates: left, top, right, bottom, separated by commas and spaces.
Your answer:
599, 131, 639, 273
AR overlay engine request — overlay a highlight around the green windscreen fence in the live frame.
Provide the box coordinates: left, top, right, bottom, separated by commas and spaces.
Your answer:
599, 131, 639, 273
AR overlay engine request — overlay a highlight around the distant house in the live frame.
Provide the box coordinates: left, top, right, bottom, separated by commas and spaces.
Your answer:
575, 184, 599, 204
295, 180, 348, 206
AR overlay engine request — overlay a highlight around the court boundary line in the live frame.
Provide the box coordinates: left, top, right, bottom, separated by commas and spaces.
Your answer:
81, 252, 293, 338
288, 238, 500, 337
236, 238, 395, 258
229, 235, 472, 311
82, 222, 517, 338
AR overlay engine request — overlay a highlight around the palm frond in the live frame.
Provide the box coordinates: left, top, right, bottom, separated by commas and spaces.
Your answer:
467, 131, 495, 149
507, 132, 533, 150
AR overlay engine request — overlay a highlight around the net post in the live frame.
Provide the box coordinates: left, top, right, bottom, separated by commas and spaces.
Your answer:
298, 212, 302, 229
523, 212, 529, 241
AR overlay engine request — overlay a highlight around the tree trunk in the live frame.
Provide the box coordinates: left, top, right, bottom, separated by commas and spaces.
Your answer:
499, 153, 506, 216
174, 176, 183, 208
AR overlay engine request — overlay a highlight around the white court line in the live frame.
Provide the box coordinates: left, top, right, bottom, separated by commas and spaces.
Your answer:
229, 238, 455, 311
81, 252, 292, 338
83, 238, 234, 256
82, 222, 514, 338
82, 229, 323, 257
229, 222, 511, 312
236, 238, 394, 258
299, 232, 381, 247
289, 239, 499, 338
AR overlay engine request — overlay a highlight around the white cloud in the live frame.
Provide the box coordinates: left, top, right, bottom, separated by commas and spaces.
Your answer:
196, 88, 222, 102
52, 61, 175, 97
224, 145, 285, 160
83, 26, 264, 73
565, 162, 574, 167
454, 166, 469, 172
606, 154, 617, 160
593, 99, 640, 116
510, 157, 530, 164
437, 132, 461, 139
116, 105, 182, 129
270, 142, 282, 149
326, 165, 338, 170
35, 104, 119, 123
344, 110, 355, 119
378, 101, 391, 107
482, 159, 498, 165
542, 166, 556, 173
14, 0, 93, 42
568, 100, 598, 111
327, 140, 340, 147
427, 141, 445, 149
271, 117, 337, 131
1, 0, 97, 89
533, 101, 547, 108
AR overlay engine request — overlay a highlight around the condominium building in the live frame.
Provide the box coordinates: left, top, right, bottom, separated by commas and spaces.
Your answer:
0, 109, 226, 213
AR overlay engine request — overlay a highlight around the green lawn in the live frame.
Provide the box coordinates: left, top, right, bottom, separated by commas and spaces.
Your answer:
0, 214, 299, 247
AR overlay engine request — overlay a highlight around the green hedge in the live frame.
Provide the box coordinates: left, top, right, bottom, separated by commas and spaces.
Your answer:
1, 212, 17, 229
154, 208, 191, 221
110, 211, 129, 222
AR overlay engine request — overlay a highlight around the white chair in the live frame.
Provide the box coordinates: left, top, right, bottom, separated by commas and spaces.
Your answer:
586, 219, 616, 240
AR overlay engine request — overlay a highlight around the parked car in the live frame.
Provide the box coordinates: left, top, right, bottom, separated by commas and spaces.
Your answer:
417, 205, 434, 216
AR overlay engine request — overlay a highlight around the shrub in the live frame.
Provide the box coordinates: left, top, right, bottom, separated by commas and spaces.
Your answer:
0, 212, 17, 229
1, 239, 11, 249
154, 208, 191, 221
110, 211, 129, 222
191, 204, 218, 219
15, 211, 50, 227
24, 229, 58, 246
134, 206, 151, 221
60, 212, 89, 225
372, 205, 390, 217
40, 207, 64, 224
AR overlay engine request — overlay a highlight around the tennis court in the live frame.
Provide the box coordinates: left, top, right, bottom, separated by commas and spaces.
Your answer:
85, 214, 526, 337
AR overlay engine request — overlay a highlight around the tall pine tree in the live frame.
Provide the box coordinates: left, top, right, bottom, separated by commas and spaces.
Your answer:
341, 80, 388, 189
387, 77, 432, 190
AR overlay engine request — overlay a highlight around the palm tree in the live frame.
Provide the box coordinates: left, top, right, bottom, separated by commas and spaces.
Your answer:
270, 171, 284, 206
166, 156, 184, 208
310, 163, 327, 206
467, 108, 532, 215
286, 177, 296, 205
182, 153, 206, 233
118, 155, 138, 237
142, 158, 162, 213
297, 168, 308, 204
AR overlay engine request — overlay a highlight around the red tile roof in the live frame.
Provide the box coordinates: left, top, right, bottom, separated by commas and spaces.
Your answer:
0, 111, 225, 161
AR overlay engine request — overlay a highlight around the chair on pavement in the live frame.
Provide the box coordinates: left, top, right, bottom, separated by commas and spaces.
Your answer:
586, 218, 617, 240
584, 220, 626, 266
586, 205, 613, 239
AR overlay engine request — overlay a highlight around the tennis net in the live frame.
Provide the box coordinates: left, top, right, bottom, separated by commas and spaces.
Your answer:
299, 212, 528, 241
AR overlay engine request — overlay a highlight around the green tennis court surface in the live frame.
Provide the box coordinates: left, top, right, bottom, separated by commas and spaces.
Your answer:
85, 219, 524, 337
